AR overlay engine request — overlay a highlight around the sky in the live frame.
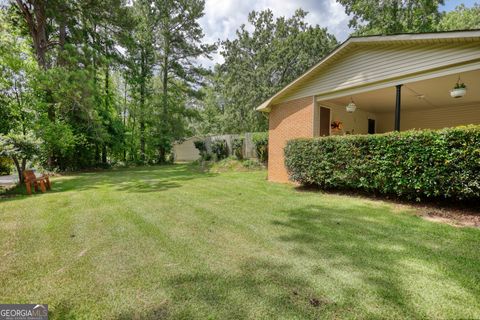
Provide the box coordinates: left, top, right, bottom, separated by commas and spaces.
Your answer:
198, 0, 478, 67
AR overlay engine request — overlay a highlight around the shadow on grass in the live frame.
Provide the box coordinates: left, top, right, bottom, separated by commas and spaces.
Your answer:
116, 258, 331, 320
0, 164, 217, 203
272, 203, 480, 318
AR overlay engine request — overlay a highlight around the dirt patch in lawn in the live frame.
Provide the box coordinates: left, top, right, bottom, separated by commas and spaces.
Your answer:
295, 186, 480, 228
409, 205, 480, 228
372, 200, 480, 228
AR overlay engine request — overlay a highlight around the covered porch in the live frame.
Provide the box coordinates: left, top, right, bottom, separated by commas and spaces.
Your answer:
314, 69, 480, 136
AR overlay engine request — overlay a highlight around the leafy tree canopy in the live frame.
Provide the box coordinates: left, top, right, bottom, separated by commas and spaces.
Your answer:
338, 0, 444, 35
438, 3, 480, 31
204, 9, 337, 134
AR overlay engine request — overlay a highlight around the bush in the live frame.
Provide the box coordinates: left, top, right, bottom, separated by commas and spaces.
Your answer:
0, 157, 12, 175
284, 126, 480, 201
194, 140, 210, 160
252, 132, 268, 163
208, 157, 265, 173
194, 140, 206, 154
242, 158, 264, 170
211, 139, 229, 160
232, 137, 244, 160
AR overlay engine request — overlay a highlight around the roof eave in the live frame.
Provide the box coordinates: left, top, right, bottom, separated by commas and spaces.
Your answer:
255, 30, 480, 113
256, 99, 272, 112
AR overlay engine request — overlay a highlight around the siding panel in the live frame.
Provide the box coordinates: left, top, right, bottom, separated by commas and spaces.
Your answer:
376, 104, 480, 133
278, 42, 480, 103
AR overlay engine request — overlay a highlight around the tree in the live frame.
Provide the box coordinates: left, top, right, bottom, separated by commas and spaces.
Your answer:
152, 0, 215, 162
0, 8, 37, 135
10, 0, 132, 169
437, 3, 480, 31
2, 1, 343, 171
337, 0, 444, 35
124, 0, 156, 162
194, 72, 224, 135
0, 132, 41, 183
209, 9, 337, 133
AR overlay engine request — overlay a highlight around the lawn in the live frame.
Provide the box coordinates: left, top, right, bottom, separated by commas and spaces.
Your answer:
1, 164, 479, 319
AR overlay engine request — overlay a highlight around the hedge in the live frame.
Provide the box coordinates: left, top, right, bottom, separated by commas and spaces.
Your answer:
284, 125, 480, 201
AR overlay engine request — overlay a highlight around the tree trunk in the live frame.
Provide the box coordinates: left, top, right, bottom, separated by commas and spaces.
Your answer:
139, 48, 146, 162
104, 58, 110, 166
159, 41, 169, 163
140, 120, 145, 162
95, 145, 100, 162
102, 145, 107, 164
21, 158, 27, 176
12, 157, 23, 184
131, 114, 136, 161
15, 0, 48, 69
123, 75, 128, 162
105, 59, 110, 108
57, 20, 67, 66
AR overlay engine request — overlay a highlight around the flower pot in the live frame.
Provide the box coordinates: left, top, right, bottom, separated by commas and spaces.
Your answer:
450, 88, 466, 98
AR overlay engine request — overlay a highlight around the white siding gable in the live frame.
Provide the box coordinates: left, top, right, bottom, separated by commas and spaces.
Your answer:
277, 41, 480, 104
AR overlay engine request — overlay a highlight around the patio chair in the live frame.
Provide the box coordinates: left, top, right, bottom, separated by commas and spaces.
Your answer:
23, 170, 51, 195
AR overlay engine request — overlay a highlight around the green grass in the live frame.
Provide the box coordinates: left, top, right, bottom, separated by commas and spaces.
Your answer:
1, 164, 479, 319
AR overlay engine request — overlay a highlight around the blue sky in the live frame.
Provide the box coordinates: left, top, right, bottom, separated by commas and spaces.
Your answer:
441, 0, 477, 11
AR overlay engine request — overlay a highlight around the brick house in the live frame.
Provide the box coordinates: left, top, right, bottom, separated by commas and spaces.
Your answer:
256, 30, 480, 183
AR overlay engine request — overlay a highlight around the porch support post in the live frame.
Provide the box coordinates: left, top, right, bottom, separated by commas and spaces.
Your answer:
394, 84, 402, 131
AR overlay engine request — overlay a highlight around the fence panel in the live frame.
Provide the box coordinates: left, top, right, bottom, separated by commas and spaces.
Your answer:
173, 133, 262, 161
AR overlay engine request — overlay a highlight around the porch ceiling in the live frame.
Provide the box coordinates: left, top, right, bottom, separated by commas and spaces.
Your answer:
321, 69, 480, 113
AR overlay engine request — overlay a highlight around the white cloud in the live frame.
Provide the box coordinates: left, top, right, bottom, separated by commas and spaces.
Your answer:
198, 0, 352, 68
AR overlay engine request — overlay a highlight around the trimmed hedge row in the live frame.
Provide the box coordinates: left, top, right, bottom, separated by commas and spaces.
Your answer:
284, 125, 480, 201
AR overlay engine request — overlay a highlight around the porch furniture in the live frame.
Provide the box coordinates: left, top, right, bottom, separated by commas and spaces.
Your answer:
23, 170, 51, 195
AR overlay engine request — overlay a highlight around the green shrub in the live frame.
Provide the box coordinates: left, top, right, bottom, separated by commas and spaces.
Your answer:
194, 140, 206, 154
242, 158, 264, 170
211, 139, 229, 161
284, 126, 480, 201
208, 157, 264, 172
252, 132, 268, 163
194, 140, 211, 161
232, 137, 244, 160
0, 157, 12, 175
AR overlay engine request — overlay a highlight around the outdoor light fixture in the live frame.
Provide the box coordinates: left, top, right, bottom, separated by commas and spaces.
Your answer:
450, 76, 467, 98
346, 98, 357, 113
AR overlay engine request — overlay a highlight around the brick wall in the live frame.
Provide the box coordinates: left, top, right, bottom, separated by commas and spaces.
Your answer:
268, 96, 314, 182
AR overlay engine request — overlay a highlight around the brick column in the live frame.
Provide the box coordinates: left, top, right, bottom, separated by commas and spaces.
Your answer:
268, 96, 315, 183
